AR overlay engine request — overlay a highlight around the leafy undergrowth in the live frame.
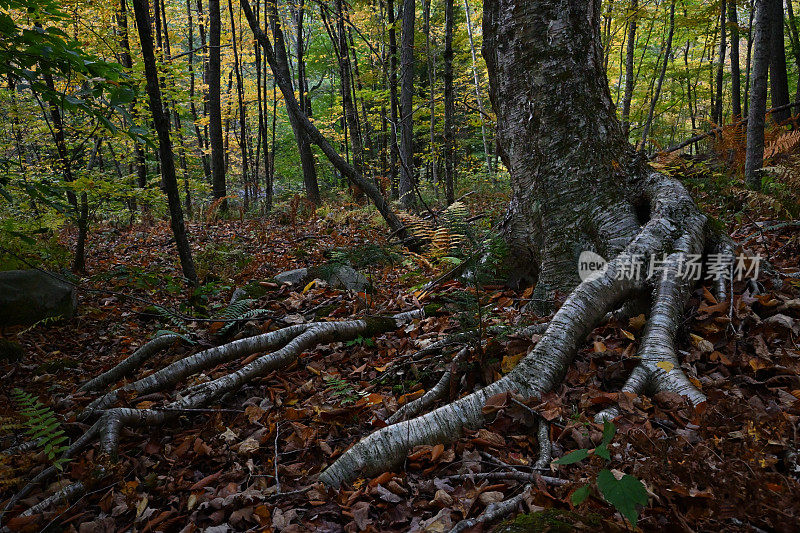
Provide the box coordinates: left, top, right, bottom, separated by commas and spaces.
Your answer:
0, 192, 799, 532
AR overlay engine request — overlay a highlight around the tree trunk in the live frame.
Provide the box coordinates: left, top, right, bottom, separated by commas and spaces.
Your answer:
423, 0, 436, 188
131, 0, 198, 285
208, 0, 227, 207
746, 0, 771, 190
117, 0, 149, 190
786, 0, 800, 110
398, 0, 416, 209
335, 0, 365, 178
320, 0, 720, 488
730, 0, 742, 120
229, 0, 250, 196
186, 0, 211, 182
443, 0, 455, 205
621, 0, 638, 137
464, 0, 492, 176
639, 0, 675, 152
768, 0, 790, 121
241, 0, 407, 237
268, 1, 321, 205
387, 0, 400, 199
714, 0, 727, 124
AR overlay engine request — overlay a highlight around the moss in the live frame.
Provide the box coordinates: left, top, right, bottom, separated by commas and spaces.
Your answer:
497, 508, 602, 533
242, 281, 270, 299
314, 304, 338, 319
0, 338, 24, 362
363, 316, 400, 336
36, 357, 77, 374
423, 302, 443, 316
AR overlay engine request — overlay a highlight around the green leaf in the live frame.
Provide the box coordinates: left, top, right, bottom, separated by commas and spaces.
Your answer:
594, 443, 610, 460
596, 469, 648, 527
601, 419, 616, 445
554, 448, 589, 465
571, 484, 590, 506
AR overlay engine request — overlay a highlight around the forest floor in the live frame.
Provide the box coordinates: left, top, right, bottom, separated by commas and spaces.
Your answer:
1, 175, 800, 532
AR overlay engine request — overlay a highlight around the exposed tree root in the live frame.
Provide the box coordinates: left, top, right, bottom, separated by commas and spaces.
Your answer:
387, 347, 468, 424
449, 483, 533, 533
79, 333, 185, 393
319, 171, 720, 487
4, 311, 424, 521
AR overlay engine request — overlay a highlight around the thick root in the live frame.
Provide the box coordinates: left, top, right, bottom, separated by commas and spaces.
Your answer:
80, 333, 185, 392
320, 171, 711, 487
386, 347, 468, 425
5, 312, 424, 520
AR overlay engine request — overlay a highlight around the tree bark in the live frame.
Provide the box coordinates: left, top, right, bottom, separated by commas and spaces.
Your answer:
387, 0, 400, 199
268, 2, 321, 205
398, 0, 416, 209
464, 0, 492, 176
621, 0, 638, 137
639, 0, 675, 152
240, 0, 406, 237
321, 0, 719, 489
714, 0, 727, 124
443, 0, 455, 205
746, 0, 771, 190
335, 0, 365, 178
229, 0, 251, 198
186, 0, 211, 182
208, 0, 227, 207
131, 0, 198, 285
768, 0, 790, 121
786, 0, 800, 110
730, 0, 742, 120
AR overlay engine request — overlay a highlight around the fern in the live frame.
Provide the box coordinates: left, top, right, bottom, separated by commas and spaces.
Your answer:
10, 388, 70, 470
215, 298, 270, 336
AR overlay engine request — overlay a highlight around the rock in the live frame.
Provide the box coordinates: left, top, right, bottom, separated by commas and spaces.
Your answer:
273, 268, 309, 285
323, 264, 370, 292
273, 264, 371, 292
0, 270, 77, 327
229, 287, 248, 305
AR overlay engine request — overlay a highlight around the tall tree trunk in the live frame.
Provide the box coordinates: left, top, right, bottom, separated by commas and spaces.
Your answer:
387, 0, 400, 199
768, 0, 791, 121
786, 0, 800, 109
208, 0, 227, 207
746, 0, 772, 190
131, 0, 198, 285
241, 0, 406, 236
639, 0, 676, 152
464, 0, 493, 175
117, 0, 149, 190
335, 0, 365, 178
714, 0, 727, 124
322, 0, 717, 488
398, 0, 416, 209
621, 0, 638, 137
745, 0, 755, 116
443, 0, 455, 205
186, 0, 211, 181
229, 0, 250, 196
268, 0, 321, 205
424, 0, 436, 188
730, 0, 742, 120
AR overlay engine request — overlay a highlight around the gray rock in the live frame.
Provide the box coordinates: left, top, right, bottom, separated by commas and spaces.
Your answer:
325, 264, 370, 292
229, 287, 248, 305
274, 268, 309, 285
0, 270, 77, 327
273, 264, 371, 292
